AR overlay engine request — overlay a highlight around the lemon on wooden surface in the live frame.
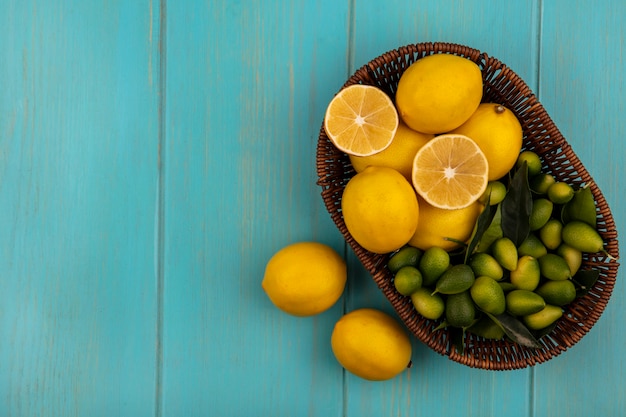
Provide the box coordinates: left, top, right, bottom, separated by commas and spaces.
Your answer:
262, 242, 347, 317
409, 196, 483, 252
450, 103, 523, 181
395, 53, 483, 134
412, 134, 489, 209
324, 84, 399, 156
331, 308, 412, 381
341, 166, 419, 254
349, 121, 434, 181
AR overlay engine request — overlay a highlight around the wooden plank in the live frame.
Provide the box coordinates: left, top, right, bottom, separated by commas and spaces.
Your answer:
161, 1, 349, 415
351, 0, 541, 88
534, 1, 626, 416
0, 1, 160, 416
344, 1, 542, 415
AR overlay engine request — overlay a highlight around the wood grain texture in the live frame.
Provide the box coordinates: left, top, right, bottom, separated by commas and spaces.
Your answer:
161, 1, 349, 415
0, 1, 161, 416
1, 0, 624, 416
534, 1, 626, 416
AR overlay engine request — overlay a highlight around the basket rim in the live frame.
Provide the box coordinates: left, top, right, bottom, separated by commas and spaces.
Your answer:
316, 41, 620, 371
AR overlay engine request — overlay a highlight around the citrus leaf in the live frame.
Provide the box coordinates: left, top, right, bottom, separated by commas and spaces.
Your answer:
572, 269, 600, 297
464, 197, 498, 263
450, 327, 465, 355
500, 161, 532, 247
485, 311, 542, 349
433, 320, 448, 332
476, 205, 503, 253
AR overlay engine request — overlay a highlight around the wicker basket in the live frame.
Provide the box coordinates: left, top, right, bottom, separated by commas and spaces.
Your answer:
316, 42, 620, 370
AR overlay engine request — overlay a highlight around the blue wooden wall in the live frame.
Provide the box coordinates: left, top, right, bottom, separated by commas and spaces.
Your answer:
1, 1, 624, 416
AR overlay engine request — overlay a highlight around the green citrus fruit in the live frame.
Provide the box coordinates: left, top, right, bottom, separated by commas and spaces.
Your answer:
538, 253, 571, 281
491, 237, 518, 271
410, 287, 445, 320
433, 264, 475, 295
469, 252, 504, 281
418, 246, 451, 286
516, 151, 542, 177
518, 234, 548, 259
393, 266, 423, 296
480, 181, 507, 206
445, 291, 476, 328
510, 255, 541, 291
506, 289, 546, 316
530, 173, 556, 195
547, 181, 575, 205
529, 198, 554, 231
561, 220, 604, 253
470, 276, 506, 315
523, 305, 563, 330
556, 243, 583, 276
535, 280, 577, 306
388, 246, 423, 273
539, 219, 563, 250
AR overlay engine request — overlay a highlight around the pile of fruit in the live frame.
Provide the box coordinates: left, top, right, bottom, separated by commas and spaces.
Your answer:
262, 53, 612, 381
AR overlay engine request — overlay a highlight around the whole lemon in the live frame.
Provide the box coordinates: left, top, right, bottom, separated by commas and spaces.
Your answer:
451, 103, 523, 181
349, 121, 434, 181
409, 197, 483, 252
262, 242, 346, 316
331, 308, 412, 381
341, 166, 419, 254
395, 54, 483, 134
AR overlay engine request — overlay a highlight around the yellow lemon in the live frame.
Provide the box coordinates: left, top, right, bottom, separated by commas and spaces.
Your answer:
331, 308, 412, 381
349, 121, 434, 181
341, 166, 419, 254
324, 84, 398, 156
409, 197, 483, 252
395, 53, 483, 134
450, 103, 523, 181
262, 242, 346, 316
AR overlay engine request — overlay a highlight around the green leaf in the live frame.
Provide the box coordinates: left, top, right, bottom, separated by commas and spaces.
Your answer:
450, 327, 465, 355
500, 161, 533, 247
476, 205, 503, 252
485, 311, 542, 349
432, 320, 448, 332
464, 198, 499, 263
562, 185, 597, 228
572, 269, 600, 297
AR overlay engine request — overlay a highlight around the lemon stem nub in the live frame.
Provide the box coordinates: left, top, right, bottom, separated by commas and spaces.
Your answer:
495, 105, 506, 114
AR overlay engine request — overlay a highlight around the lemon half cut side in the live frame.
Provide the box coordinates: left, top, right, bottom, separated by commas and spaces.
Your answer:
411, 134, 489, 210
324, 84, 399, 157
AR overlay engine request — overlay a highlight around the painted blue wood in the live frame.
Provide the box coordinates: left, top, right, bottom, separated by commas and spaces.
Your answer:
0, 1, 161, 416
160, 1, 348, 415
534, 1, 626, 416
1, 0, 624, 416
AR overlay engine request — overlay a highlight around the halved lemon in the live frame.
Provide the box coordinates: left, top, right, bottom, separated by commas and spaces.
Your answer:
324, 85, 399, 156
412, 134, 489, 210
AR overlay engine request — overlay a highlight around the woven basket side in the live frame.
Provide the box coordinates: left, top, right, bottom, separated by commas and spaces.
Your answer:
316, 42, 619, 370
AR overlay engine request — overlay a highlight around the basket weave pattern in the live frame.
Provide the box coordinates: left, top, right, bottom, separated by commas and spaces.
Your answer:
316, 42, 620, 370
